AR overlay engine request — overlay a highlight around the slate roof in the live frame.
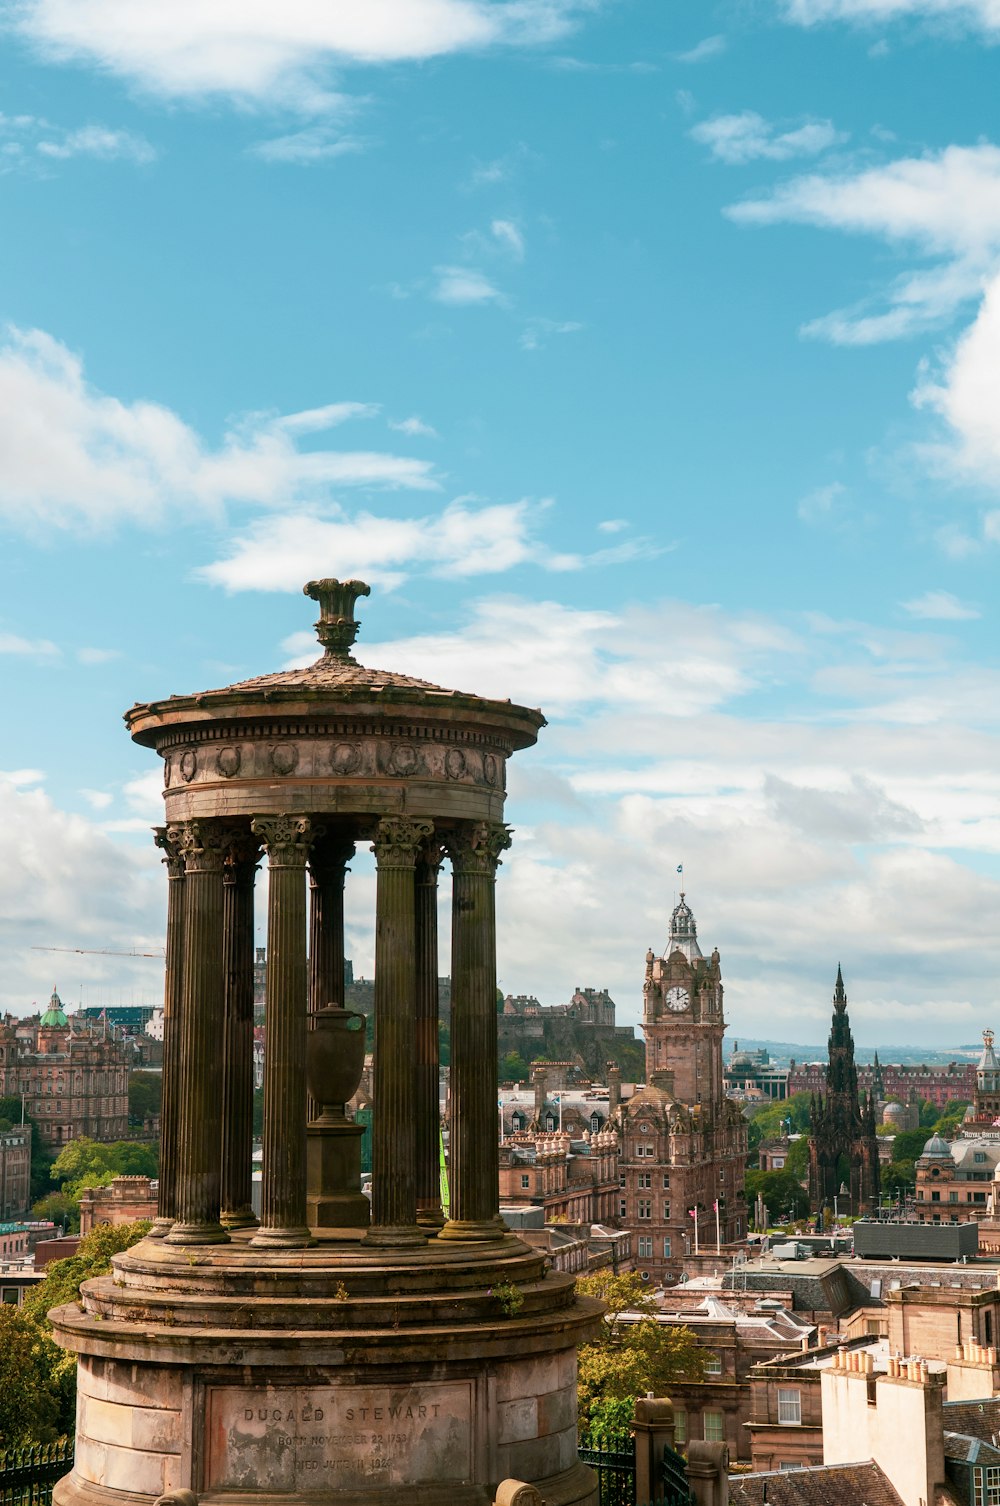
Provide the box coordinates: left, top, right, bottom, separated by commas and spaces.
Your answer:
221, 655, 453, 697
729, 1461, 904, 1506
943, 1395, 1000, 1444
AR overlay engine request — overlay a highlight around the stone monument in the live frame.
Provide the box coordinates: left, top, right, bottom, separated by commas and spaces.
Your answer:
50, 580, 601, 1506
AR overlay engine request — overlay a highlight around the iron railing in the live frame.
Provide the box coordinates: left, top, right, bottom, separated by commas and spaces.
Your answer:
0, 1440, 73, 1506
579, 1439, 636, 1506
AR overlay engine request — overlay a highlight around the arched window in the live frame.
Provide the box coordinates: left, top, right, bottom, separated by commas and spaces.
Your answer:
590, 1112, 602, 1132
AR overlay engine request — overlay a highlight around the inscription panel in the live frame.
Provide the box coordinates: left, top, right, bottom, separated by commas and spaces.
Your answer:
205, 1383, 474, 1493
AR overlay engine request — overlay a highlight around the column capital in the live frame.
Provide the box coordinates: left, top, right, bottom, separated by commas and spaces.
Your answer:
371, 816, 434, 869
445, 820, 512, 876
220, 826, 263, 886
175, 819, 229, 875
416, 834, 447, 882
153, 825, 186, 880
252, 814, 320, 867
308, 832, 357, 884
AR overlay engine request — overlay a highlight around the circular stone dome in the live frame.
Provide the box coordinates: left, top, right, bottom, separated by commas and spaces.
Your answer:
39, 988, 68, 1029
882, 1102, 906, 1122
921, 1133, 953, 1160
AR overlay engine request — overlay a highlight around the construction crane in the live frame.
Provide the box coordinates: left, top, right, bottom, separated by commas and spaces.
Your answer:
31, 945, 165, 959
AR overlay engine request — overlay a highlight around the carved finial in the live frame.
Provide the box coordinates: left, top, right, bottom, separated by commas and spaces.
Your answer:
303, 579, 371, 659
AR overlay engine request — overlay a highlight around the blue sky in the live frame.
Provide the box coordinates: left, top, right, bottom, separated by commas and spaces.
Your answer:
1, 0, 1000, 1046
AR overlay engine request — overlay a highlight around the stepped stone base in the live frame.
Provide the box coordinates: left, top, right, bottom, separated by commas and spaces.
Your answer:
49, 1234, 602, 1506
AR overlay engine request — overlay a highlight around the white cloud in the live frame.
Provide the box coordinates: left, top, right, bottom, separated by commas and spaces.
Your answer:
36, 124, 155, 162
431, 265, 504, 304
76, 646, 121, 664
0, 326, 436, 531
676, 34, 727, 62
729, 144, 1000, 343
913, 272, 1000, 490
9, 0, 596, 109
389, 415, 438, 437
797, 480, 847, 523
80, 789, 114, 809
0, 112, 154, 170
901, 590, 981, 620
0, 773, 164, 1017
0, 631, 59, 658
250, 128, 366, 164
519, 316, 583, 350
783, 0, 1000, 34
199, 499, 660, 594
491, 218, 525, 259
273, 401, 379, 434
692, 111, 844, 165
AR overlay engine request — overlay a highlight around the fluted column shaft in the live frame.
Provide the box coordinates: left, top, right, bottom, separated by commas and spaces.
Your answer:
221, 833, 260, 1229
251, 815, 316, 1248
166, 821, 229, 1245
363, 816, 432, 1247
439, 821, 511, 1242
150, 826, 185, 1237
308, 834, 355, 1120
415, 839, 445, 1228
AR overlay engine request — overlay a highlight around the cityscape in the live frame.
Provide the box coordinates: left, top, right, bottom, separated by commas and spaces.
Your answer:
2, 4, 1000, 1506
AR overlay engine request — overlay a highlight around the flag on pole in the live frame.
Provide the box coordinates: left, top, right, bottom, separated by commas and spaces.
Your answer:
713, 1200, 719, 1212
676, 864, 683, 874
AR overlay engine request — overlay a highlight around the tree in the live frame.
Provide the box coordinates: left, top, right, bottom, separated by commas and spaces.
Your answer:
934, 1101, 971, 1136
20, 1218, 152, 1439
500, 1053, 531, 1083
128, 1071, 162, 1126
32, 1190, 81, 1233
886, 1129, 928, 1165
50, 1138, 158, 1202
0, 1098, 55, 1203
0, 1306, 61, 1447
575, 1273, 706, 1442
784, 1137, 810, 1178
745, 1169, 810, 1222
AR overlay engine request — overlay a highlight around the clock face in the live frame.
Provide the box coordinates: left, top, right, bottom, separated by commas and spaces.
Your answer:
665, 986, 689, 1012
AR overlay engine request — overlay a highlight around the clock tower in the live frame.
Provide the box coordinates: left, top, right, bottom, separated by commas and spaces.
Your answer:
617, 892, 747, 1283
643, 893, 725, 1111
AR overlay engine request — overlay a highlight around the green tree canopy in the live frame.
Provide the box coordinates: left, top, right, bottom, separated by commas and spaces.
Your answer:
934, 1101, 971, 1135
500, 1052, 531, 1083
128, 1071, 162, 1126
745, 1169, 810, 1222
0, 1306, 61, 1447
575, 1273, 706, 1443
886, 1128, 929, 1164
49, 1138, 158, 1203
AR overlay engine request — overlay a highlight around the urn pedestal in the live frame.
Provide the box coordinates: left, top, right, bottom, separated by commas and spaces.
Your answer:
307, 1006, 370, 1231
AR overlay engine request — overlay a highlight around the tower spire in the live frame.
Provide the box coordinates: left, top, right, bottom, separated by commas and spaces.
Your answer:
833, 963, 846, 1013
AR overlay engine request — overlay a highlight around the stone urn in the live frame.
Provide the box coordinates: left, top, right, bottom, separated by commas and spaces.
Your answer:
306, 1005, 366, 1125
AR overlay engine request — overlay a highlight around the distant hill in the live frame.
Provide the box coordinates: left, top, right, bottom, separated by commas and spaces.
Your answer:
728, 1038, 981, 1068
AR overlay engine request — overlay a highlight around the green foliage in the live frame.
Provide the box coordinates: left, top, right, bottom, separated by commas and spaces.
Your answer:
128, 1071, 162, 1126
934, 1101, 970, 1135
575, 1273, 706, 1437
491, 1280, 524, 1318
745, 1169, 810, 1221
18, 1219, 151, 1441
580, 1395, 635, 1449
31, 1191, 81, 1234
887, 1129, 928, 1164
784, 1137, 810, 1178
0, 1306, 61, 1447
918, 1098, 939, 1128
49, 1138, 158, 1205
500, 1052, 531, 1083
0, 1099, 55, 1202
882, 1160, 915, 1197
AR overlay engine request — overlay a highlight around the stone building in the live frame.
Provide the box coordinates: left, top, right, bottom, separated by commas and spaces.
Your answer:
497, 1128, 619, 1224
497, 985, 644, 1080
0, 990, 129, 1147
913, 1133, 1000, 1223
620, 894, 747, 1283
0, 1126, 31, 1219
789, 1056, 976, 1109
808, 968, 880, 1217
79, 1175, 158, 1234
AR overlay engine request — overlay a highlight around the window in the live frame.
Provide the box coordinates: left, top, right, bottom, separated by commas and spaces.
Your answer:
975, 1152, 987, 1164
777, 1389, 801, 1425
619, 1174, 626, 1188
704, 1352, 722, 1375
673, 1411, 686, 1445
638, 1200, 652, 1220
663, 1237, 671, 1258
620, 1200, 627, 1218
931, 1191, 941, 1202
590, 1113, 602, 1132
974, 1464, 1000, 1506
638, 1236, 653, 1259
638, 1173, 652, 1189
703, 1412, 724, 1443
950, 1191, 958, 1203
663, 1203, 670, 1220
662, 1174, 670, 1189
520, 1174, 530, 1189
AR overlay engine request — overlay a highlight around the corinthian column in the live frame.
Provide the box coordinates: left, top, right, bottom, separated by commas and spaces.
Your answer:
251, 814, 317, 1248
362, 815, 432, 1248
308, 833, 356, 1120
220, 828, 261, 1230
416, 836, 446, 1229
166, 820, 229, 1245
150, 825, 185, 1238
439, 820, 512, 1242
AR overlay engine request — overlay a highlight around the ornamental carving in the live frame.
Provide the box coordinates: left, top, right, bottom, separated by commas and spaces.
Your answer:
416, 835, 447, 881
445, 820, 512, 876
179, 750, 197, 783
270, 743, 299, 776
371, 816, 434, 868
163, 755, 172, 788
444, 748, 466, 781
308, 834, 357, 885
329, 742, 362, 776
377, 742, 423, 778
175, 819, 229, 872
153, 825, 185, 880
216, 746, 241, 779
482, 753, 499, 788
252, 814, 318, 867
219, 825, 263, 882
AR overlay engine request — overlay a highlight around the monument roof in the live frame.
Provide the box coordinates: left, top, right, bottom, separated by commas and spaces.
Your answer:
125, 577, 545, 746
920, 1133, 953, 1159
39, 988, 68, 1029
